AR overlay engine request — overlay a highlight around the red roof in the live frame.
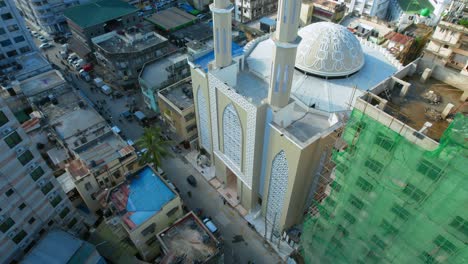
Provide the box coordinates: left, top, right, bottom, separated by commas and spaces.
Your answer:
384, 31, 413, 45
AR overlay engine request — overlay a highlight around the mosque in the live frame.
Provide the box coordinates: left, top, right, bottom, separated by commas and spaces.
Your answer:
188, 0, 403, 234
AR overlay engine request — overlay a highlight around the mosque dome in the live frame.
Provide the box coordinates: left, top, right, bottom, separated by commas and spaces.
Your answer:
295, 22, 365, 78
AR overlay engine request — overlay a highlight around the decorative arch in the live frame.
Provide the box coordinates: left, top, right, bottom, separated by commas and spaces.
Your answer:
266, 150, 289, 231
222, 103, 242, 168
197, 87, 211, 151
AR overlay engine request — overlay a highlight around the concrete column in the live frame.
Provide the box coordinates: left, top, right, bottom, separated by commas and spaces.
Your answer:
420, 68, 433, 83
441, 103, 455, 119
268, 0, 302, 109
399, 83, 411, 97
210, 0, 234, 68
460, 91, 468, 102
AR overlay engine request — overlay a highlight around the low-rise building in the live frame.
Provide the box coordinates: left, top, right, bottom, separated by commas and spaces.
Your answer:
92, 25, 177, 88
63, 0, 140, 58
16, 70, 67, 103
139, 52, 189, 112
146, 7, 196, 32
21, 229, 105, 264
105, 165, 184, 261
158, 80, 197, 145
300, 0, 346, 25
158, 211, 223, 264
234, 0, 278, 23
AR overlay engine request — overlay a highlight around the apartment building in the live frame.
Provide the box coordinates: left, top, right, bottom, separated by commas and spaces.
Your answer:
0, 98, 84, 263
338, 0, 390, 19
14, 0, 79, 34
0, 0, 35, 69
158, 79, 197, 145
301, 59, 468, 263
300, 0, 346, 25
234, 0, 278, 22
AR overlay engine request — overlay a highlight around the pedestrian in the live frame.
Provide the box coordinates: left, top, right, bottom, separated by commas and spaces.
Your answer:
187, 191, 192, 198
223, 198, 226, 205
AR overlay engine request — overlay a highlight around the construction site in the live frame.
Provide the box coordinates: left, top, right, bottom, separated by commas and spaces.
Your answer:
300, 63, 468, 263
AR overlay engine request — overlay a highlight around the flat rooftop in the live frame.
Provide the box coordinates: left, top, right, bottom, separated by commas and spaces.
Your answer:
93, 30, 167, 54
158, 212, 219, 264
159, 81, 194, 111
64, 0, 138, 29
22, 230, 101, 264
19, 70, 66, 97
146, 7, 196, 31
110, 166, 176, 230
192, 41, 244, 72
283, 105, 334, 143
14, 52, 51, 81
172, 23, 213, 42
381, 76, 468, 141
140, 52, 187, 89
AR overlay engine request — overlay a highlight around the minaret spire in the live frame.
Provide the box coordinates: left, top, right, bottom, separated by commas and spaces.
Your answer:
210, 0, 234, 68
268, 0, 301, 108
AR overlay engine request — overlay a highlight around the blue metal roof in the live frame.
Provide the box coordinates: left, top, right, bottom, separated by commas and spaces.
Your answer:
259, 17, 276, 27
127, 166, 176, 226
194, 42, 244, 72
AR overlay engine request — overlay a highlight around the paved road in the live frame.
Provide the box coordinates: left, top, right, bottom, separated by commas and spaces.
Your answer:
162, 156, 282, 264
35, 38, 283, 264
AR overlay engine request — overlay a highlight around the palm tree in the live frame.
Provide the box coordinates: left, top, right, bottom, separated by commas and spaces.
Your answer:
136, 126, 174, 169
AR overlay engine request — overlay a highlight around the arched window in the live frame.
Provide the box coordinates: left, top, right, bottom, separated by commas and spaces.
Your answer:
197, 87, 211, 151
266, 150, 289, 231
222, 104, 242, 168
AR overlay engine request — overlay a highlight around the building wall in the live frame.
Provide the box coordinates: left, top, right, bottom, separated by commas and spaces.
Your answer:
234, 0, 278, 22
128, 196, 183, 261
0, 0, 36, 67
158, 94, 197, 143
0, 99, 83, 263
191, 66, 213, 154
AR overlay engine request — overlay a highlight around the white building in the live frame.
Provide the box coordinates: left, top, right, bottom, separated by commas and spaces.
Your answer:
234, 0, 278, 22
338, 0, 390, 19
0, 0, 35, 67
14, 0, 79, 34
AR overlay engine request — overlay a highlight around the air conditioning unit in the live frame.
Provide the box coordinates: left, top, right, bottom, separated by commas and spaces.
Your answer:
1, 127, 13, 136
0, 215, 5, 222
37, 179, 46, 188
27, 162, 39, 172
19, 238, 29, 249
15, 146, 26, 155
7, 230, 16, 239
48, 193, 55, 201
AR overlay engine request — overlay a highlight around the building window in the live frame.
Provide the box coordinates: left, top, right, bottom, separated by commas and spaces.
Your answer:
13, 36, 25, 43
12, 230, 27, 244
166, 207, 179, 217
266, 150, 289, 231
1, 13, 13, 20
0, 1, 6, 7
30, 166, 45, 181
18, 203, 26, 210
184, 112, 195, 121
19, 46, 31, 54
391, 204, 410, 220
48, 220, 54, 226
145, 235, 158, 246
5, 188, 14, 197
348, 194, 364, 210
330, 181, 342, 192
50, 195, 62, 207
4, 131, 22, 148
343, 211, 356, 224
419, 251, 437, 264
443, 44, 449, 49
402, 183, 426, 202
336, 224, 348, 238
355, 176, 373, 192
141, 223, 156, 236
0, 111, 8, 126
449, 216, 467, 237
0, 39, 12, 47
28, 217, 35, 224
371, 234, 387, 250
7, 24, 19, 32
364, 158, 383, 174
433, 235, 457, 254
84, 182, 92, 191
186, 124, 197, 133
374, 132, 394, 151
417, 160, 442, 181
0, 27, 5, 34
41, 182, 54, 194
0, 217, 15, 232
222, 104, 242, 168
59, 207, 70, 219
18, 150, 33, 165
6, 50, 17, 57
380, 220, 398, 236
67, 218, 77, 229
196, 87, 211, 151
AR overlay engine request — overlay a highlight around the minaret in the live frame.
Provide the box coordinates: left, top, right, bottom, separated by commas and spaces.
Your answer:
268, 0, 301, 108
210, 0, 234, 68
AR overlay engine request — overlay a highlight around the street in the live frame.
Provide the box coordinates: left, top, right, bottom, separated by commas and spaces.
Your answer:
35, 39, 282, 264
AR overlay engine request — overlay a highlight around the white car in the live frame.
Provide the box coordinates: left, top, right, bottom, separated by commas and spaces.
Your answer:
39, 43, 51, 49
38, 36, 48, 43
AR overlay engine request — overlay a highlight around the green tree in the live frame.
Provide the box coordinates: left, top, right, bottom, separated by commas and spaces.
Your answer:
136, 126, 173, 168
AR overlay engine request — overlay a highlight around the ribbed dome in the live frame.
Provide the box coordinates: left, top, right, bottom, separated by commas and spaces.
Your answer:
295, 22, 365, 77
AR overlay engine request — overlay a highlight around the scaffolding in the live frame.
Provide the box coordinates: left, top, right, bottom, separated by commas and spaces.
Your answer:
301, 109, 468, 264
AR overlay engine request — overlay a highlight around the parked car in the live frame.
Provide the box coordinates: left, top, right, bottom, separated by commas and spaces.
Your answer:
203, 218, 219, 234
187, 175, 197, 187
38, 36, 47, 43
39, 43, 51, 49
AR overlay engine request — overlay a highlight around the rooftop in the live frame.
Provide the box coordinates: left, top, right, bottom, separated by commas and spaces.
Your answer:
22, 230, 102, 264
379, 75, 468, 141
172, 23, 213, 42
19, 70, 66, 97
159, 81, 194, 111
110, 166, 176, 230
192, 41, 244, 72
64, 0, 138, 29
140, 52, 188, 89
146, 7, 196, 31
92, 29, 167, 54
14, 52, 51, 81
158, 212, 220, 264
384, 31, 413, 45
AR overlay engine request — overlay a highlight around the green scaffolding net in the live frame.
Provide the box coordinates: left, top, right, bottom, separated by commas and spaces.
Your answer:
301, 109, 468, 264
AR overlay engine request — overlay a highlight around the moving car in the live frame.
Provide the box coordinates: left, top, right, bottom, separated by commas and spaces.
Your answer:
187, 175, 197, 187
39, 43, 51, 49
203, 218, 219, 234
